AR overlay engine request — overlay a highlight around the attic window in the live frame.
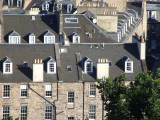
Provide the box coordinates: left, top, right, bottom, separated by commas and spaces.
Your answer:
8, 0, 13, 6
84, 57, 93, 73
47, 57, 56, 74
3, 57, 13, 74
67, 65, 72, 72
72, 33, 80, 43
17, 0, 23, 7
29, 33, 35, 44
65, 18, 78, 23
42, 1, 49, 11
125, 58, 133, 73
9, 31, 21, 44
44, 30, 55, 44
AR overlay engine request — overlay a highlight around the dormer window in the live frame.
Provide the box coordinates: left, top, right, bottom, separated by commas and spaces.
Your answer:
125, 57, 133, 73
9, 31, 21, 44
47, 56, 56, 74
67, 4, 73, 13
3, 57, 13, 74
17, 0, 23, 7
8, 0, 13, 6
42, 1, 49, 11
72, 32, 80, 43
84, 57, 93, 73
44, 30, 55, 44
29, 33, 35, 44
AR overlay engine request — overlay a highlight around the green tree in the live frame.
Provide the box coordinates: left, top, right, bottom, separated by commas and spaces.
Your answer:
97, 71, 160, 120
128, 71, 160, 120
97, 74, 132, 120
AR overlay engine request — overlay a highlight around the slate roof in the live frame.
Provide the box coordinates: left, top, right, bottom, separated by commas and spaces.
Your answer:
25, 0, 53, 10
0, 44, 57, 83
63, 13, 116, 43
3, 14, 59, 43
59, 43, 143, 82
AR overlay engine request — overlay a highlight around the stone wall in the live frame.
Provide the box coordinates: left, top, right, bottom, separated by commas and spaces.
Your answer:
0, 82, 103, 120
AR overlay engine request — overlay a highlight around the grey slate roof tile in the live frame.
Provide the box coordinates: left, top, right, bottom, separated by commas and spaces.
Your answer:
0, 44, 57, 83
3, 14, 59, 43
59, 43, 143, 82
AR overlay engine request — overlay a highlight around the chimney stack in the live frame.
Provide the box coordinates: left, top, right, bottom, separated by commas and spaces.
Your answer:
138, 36, 146, 60
97, 58, 109, 80
33, 59, 44, 82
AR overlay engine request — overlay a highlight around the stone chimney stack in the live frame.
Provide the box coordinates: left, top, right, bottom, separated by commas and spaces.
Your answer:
138, 36, 146, 60
59, 11, 63, 35
141, 0, 147, 40
33, 59, 44, 82
97, 58, 109, 79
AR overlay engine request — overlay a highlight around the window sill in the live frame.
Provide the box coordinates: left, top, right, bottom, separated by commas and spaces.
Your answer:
89, 96, 96, 98
20, 97, 27, 99
45, 96, 52, 98
3, 97, 10, 99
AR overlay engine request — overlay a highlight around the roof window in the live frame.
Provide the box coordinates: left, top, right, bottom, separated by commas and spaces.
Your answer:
65, 18, 79, 23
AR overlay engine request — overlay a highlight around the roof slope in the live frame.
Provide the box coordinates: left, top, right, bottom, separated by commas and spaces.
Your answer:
0, 44, 57, 83
3, 14, 59, 43
60, 43, 142, 82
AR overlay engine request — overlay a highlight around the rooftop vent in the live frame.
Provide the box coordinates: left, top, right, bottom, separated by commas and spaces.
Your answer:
60, 48, 68, 53
23, 61, 29, 67
67, 65, 72, 72
32, 16, 35, 21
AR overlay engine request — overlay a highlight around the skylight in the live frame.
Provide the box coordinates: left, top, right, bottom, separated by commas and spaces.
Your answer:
65, 18, 78, 23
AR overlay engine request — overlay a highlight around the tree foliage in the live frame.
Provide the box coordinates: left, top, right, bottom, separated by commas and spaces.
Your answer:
97, 70, 160, 120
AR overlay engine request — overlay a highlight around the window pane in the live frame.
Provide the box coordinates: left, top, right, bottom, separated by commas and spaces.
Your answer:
5, 64, 11, 72
89, 105, 96, 119
68, 92, 74, 103
90, 84, 96, 97
45, 106, 52, 120
21, 85, 27, 97
45, 85, 52, 97
20, 106, 27, 120
3, 106, 10, 119
3, 85, 10, 98
68, 116, 75, 120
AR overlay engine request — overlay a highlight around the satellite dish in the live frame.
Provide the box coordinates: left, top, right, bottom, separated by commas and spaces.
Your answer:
92, 18, 97, 24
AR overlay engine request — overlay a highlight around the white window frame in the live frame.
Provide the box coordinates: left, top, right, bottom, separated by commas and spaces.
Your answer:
8, 0, 13, 6
67, 4, 73, 13
65, 18, 79, 23
20, 85, 28, 98
3, 62, 13, 74
42, 1, 49, 11
29, 36, 35, 44
47, 61, 56, 74
89, 105, 96, 120
3, 85, 10, 98
9, 36, 21, 44
84, 60, 93, 73
20, 106, 27, 120
68, 91, 74, 104
2, 106, 10, 119
17, 0, 22, 7
44, 36, 55, 44
73, 35, 80, 43
89, 84, 96, 97
45, 85, 52, 97
45, 106, 52, 120
125, 59, 133, 73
